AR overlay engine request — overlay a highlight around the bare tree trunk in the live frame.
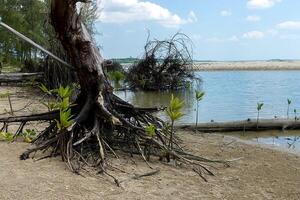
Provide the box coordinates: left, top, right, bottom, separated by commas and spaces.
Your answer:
50, 0, 111, 122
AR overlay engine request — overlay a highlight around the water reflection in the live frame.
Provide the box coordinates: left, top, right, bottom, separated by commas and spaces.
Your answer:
116, 89, 196, 123
227, 130, 300, 152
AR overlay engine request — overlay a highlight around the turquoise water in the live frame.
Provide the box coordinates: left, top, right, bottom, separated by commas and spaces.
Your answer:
116, 71, 300, 123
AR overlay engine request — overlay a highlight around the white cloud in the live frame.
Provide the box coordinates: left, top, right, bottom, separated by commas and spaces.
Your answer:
220, 10, 232, 17
246, 15, 261, 22
188, 11, 198, 23
247, 0, 281, 9
277, 21, 300, 30
98, 0, 197, 27
243, 31, 265, 39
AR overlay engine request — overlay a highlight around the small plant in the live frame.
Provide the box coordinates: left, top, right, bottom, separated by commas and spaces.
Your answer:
39, 84, 56, 111
22, 129, 37, 143
287, 99, 292, 119
56, 85, 73, 99
40, 84, 75, 130
108, 70, 125, 85
195, 90, 205, 133
145, 124, 156, 138
39, 83, 53, 96
256, 102, 264, 129
294, 109, 297, 121
166, 94, 184, 150
56, 108, 74, 130
0, 132, 13, 141
41, 101, 59, 111
55, 86, 74, 130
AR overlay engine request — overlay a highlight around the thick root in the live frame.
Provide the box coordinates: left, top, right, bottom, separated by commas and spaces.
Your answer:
2, 92, 224, 184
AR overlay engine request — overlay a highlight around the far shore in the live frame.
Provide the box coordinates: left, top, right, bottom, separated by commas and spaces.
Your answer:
192, 60, 300, 71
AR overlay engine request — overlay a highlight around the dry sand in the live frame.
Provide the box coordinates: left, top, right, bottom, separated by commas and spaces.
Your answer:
193, 60, 300, 71
0, 132, 300, 200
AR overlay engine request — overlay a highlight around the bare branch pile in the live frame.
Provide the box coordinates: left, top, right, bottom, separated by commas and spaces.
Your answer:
127, 33, 194, 90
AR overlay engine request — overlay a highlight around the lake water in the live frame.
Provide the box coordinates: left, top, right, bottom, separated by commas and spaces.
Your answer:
116, 71, 300, 123
228, 130, 300, 153
115, 70, 300, 152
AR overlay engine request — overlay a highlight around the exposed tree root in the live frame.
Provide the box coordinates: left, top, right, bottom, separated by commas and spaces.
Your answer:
0, 0, 226, 185
0, 92, 225, 183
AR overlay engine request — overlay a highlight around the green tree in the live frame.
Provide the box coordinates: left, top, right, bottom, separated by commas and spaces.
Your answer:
0, 0, 99, 76
0, 0, 46, 65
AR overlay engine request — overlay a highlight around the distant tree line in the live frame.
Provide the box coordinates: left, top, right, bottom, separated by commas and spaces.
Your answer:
0, 0, 47, 66
0, 0, 98, 87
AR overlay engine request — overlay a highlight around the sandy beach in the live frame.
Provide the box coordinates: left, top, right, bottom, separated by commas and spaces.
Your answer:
0, 132, 299, 200
193, 60, 300, 71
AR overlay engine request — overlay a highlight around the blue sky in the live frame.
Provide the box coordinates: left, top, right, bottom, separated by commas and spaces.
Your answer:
95, 0, 300, 61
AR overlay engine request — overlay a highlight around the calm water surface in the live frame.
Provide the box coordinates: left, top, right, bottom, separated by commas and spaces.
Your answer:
228, 130, 300, 153
116, 71, 300, 123
115, 70, 300, 151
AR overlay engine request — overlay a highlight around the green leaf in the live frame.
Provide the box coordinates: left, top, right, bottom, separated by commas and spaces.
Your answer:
21, 129, 37, 143
166, 94, 184, 122
195, 90, 205, 101
108, 70, 125, 83
287, 99, 292, 105
0, 132, 14, 141
39, 84, 52, 95
58, 108, 74, 130
257, 102, 264, 111
41, 101, 59, 111
145, 124, 156, 137
60, 97, 70, 111
57, 85, 73, 99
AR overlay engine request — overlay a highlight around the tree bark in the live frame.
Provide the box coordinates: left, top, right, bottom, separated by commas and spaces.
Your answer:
50, 0, 120, 127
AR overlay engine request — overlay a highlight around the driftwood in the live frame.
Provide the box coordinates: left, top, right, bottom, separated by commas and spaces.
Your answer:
0, 73, 43, 83
178, 119, 300, 132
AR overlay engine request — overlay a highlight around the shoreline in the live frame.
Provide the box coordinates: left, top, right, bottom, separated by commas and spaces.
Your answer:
192, 60, 300, 71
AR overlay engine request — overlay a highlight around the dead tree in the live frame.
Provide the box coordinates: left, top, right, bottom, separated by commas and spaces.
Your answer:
0, 0, 223, 183
127, 33, 194, 90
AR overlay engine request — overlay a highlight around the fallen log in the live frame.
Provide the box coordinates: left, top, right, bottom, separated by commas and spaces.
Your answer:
0, 110, 59, 123
177, 119, 300, 132
0, 72, 43, 83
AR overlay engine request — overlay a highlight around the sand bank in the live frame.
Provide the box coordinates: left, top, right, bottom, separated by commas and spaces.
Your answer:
193, 60, 300, 71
